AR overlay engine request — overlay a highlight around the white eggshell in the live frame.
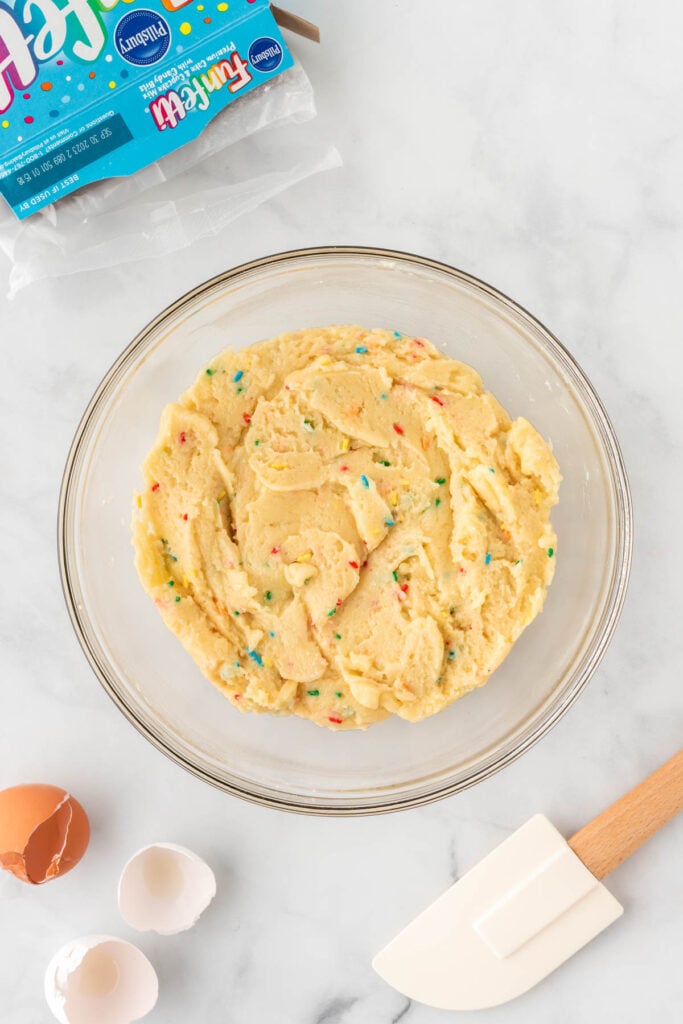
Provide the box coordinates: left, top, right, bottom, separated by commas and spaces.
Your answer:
118, 843, 216, 935
44, 935, 158, 1024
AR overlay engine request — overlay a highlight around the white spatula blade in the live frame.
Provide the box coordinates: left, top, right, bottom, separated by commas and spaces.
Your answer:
373, 814, 623, 1011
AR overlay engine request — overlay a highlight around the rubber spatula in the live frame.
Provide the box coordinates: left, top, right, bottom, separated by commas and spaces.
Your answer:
373, 748, 683, 1010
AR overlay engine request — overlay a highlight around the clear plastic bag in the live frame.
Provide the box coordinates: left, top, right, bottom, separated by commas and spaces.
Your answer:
0, 63, 341, 296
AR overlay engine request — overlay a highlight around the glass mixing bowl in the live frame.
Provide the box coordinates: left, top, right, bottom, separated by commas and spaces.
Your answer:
59, 247, 632, 814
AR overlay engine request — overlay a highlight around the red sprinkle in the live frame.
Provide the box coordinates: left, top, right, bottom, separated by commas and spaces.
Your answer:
400, 583, 409, 593
362, 560, 368, 568
151, 483, 160, 492
413, 338, 425, 347
271, 546, 281, 555
336, 598, 343, 606
328, 716, 343, 724
348, 560, 359, 569
430, 395, 445, 406
340, 465, 349, 472
393, 423, 404, 435
242, 413, 251, 425
234, 694, 242, 701
179, 431, 187, 443
182, 514, 188, 521
459, 567, 466, 574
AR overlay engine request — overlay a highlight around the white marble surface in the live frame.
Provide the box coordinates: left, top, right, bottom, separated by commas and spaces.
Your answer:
1, 1, 682, 1020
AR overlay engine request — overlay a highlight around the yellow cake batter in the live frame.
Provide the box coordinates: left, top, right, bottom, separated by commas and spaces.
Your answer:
133, 326, 560, 730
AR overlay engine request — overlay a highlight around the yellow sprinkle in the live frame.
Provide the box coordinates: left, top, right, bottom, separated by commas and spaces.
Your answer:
136, 495, 142, 508
183, 576, 190, 587
320, 356, 331, 366
421, 435, 430, 451
296, 550, 313, 563
533, 489, 543, 506
400, 478, 410, 486
271, 462, 289, 470
389, 491, 398, 507
263, 657, 273, 668
341, 436, 350, 452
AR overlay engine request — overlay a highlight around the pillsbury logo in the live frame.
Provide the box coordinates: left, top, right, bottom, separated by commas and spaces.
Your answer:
115, 9, 171, 67
248, 36, 283, 73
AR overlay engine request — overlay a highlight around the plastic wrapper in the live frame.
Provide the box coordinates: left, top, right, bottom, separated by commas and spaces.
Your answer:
0, 63, 340, 296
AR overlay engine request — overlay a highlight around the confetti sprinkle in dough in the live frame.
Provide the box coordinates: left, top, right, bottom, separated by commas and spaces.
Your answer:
133, 327, 560, 730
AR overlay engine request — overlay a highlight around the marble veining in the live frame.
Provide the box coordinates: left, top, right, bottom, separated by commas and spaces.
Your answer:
1, 1, 682, 1022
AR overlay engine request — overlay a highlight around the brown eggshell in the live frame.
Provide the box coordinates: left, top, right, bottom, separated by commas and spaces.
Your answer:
0, 784, 90, 885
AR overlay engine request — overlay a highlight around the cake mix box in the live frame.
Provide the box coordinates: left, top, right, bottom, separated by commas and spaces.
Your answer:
0, 0, 293, 219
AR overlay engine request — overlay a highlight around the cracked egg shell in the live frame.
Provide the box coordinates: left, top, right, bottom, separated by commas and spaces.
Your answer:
45, 935, 158, 1024
118, 842, 217, 934
0, 784, 90, 885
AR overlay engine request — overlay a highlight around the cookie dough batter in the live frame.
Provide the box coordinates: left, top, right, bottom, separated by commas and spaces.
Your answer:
133, 326, 560, 730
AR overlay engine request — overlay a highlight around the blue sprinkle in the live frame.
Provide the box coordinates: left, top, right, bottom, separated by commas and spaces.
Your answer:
247, 649, 263, 666
360, 475, 370, 489
356, 346, 368, 354
269, 631, 276, 638
393, 330, 401, 339
380, 393, 388, 400
485, 552, 492, 565
234, 661, 241, 667
233, 370, 244, 382
384, 518, 395, 528
489, 467, 495, 473
448, 650, 455, 659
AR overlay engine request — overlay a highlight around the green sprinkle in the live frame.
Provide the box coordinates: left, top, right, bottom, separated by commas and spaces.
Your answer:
435, 498, 441, 507
167, 580, 175, 587
379, 460, 391, 467
449, 606, 456, 614
233, 610, 240, 616
392, 570, 398, 582
515, 559, 522, 566
307, 689, 320, 696
436, 676, 442, 684
265, 591, 272, 601
303, 419, 315, 432
335, 633, 342, 640
234, 661, 241, 667
205, 368, 215, 376
435, 477, 446, 485
236, 386, 244, 394
327, 608, 337, 617
161, 537, 167, 544
254, 439, 261, 446
335, 691, 343, 698
175, 595, 181, 603
548, 547, 555, 558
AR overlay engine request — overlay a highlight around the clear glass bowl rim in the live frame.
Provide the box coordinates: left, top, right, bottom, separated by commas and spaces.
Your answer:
58, 246, 633, 815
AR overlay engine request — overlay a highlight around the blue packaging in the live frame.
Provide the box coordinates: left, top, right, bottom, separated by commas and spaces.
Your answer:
0, 0, 292, 219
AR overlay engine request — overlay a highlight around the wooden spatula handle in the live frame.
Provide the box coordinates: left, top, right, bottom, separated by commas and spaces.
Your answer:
568, 748, 683, 879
